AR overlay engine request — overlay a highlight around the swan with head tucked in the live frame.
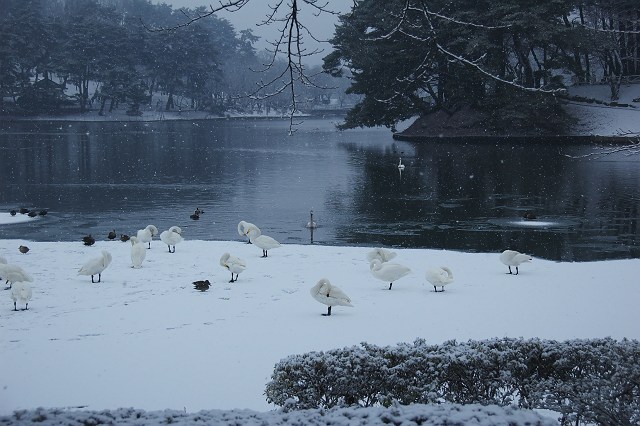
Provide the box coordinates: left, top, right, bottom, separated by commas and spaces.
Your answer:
160, 226, 183, 253
425, 266, 454, 292
238, 221, 260, 243
0, 262, 33, 290
310, 278, 353, 316
370, 259, 411, 290
499, 250, 532, 275
78, 250, 112, 283
246, 228, 280, 257
366, 248, 397, 264
11, 281, 32, 311
129, 236, 146, 268
136, 225, 158, 249
219, 252, 246, 282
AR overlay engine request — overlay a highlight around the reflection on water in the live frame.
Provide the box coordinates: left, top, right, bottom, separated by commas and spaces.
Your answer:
1, 118, 639, 261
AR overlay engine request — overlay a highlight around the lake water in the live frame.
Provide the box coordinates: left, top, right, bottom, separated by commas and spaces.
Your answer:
1, 117, 639, 261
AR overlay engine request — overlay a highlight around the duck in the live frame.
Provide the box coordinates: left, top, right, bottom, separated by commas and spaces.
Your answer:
499, 250, 532, 275
246, 228, 280, 257
107, 230, 117, 240
136, 225, 158, 249
11, 281, 32, 311
78, 250, 112, 283
10, 210, 16, 216
219, 252, 246, 283
160, 226, 183, 253
238, 221, 260, 243
425, 266, 454, 292
19, 207, 29, 214
310, 278, 353, 316
194, 207, 204, 215
82, 234, 96, 246
38, 209, 48, 216
193, 279, 211, 292
28, 210, 38, 217
190, 212, 200, 220
370, 259, 411, 290
366, 248, 397, 263
522, 211, 537, 220
129, 236, 147, 268
0, 263, 33, 290
120, 234, 130, 242
18, 245, 29, 254
398, 157, 405, 170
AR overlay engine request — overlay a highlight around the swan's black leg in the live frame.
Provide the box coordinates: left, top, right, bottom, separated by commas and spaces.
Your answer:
322, 306, 332, 316
389, 282, 393, 290
507, 266, 513, 274
515, 266, 519, 275
14, 301, 17, 311
91, 275, 96, 283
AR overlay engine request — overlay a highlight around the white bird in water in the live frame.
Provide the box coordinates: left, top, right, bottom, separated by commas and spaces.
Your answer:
160, 226, 183, 253
78, 250, 112, 283
425, 266, 454, 292
499, 250, 532, 275
366, 248, 398, 264
130, 236, 147, 268
0, 262, 33, 290
310, 278, 353, 316
398, 157, 405, 170
246, 228, 280, 257
306, 210, 317, 229
370, 259, 411, 290
219, 252, 246, 283
238, 221, 260, 244
11, 281, 32, 311
136, 224, 158, 249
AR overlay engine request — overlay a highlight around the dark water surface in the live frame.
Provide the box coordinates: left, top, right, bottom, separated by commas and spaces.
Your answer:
1, 118, 639, 261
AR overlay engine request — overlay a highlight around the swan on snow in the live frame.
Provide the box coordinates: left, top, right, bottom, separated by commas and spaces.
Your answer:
310, 278, 353, 316
425, 266, 454, 292
370, 259, 411, 290
246, 228, 280, 257
130, 236, 147, 268
160, 226, 183, 253
238, 221, 260, 243
219, 252, 246, 282
366, 248, 397, 263
136, 225, 158, 249
11, 281, 32, 311
499, 250, 532, 275
78, 250, 112, 283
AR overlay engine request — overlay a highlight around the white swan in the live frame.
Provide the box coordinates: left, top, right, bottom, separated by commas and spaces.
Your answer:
219, 252, 246, 282
398, 157, 405, 170
0, 263, 33, 289
306, 210, 317, 229
11, 281, 32, 311
310, 278, 353, 316
366, 248, 397, 263
78, 250, 112, 283
160, 226, 183, 253
370, 259, 411, 290
425, 266, 454, 292
246, 228, 280, 257
238, 221, 260, 243
499, 250, 532, 275
136, 224, 158, 249
130, 236, 147, 268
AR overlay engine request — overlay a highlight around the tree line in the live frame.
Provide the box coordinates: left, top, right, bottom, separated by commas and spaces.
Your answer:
0, 0, 352, 117
324, 0, 640, 133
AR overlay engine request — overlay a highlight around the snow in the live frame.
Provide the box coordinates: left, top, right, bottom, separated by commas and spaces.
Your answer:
0, 235, 638, 422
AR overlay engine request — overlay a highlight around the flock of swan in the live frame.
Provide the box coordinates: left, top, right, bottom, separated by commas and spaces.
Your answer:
1, 218, 533, 314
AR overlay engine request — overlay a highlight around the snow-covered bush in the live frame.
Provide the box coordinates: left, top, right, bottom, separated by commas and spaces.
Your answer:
265, 337, 640, 425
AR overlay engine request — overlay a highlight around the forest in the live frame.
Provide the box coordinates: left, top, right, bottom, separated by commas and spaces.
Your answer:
0, 0, 352, 117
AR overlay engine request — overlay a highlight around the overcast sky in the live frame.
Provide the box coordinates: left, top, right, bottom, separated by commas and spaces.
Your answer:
150, 1, 352, 65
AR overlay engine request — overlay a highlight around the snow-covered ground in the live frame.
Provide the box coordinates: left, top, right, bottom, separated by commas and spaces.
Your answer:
0, 223, 638, 422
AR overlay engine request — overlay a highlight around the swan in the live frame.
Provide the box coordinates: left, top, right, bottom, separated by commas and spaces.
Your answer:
310, 278, 353, 316
11, 281, 32, 311
366, 248, 397, 263
370, 259, 411, 290
0, 263, 33, 289
219, 252, 246, 282
238, 221, 260, 243
136, 225, 158, 249
160, 226, 183, 253
425, 266, 454, 292
246, 228, 280, 257
398, 157, 405, 170
193, 280, 211, 291
130, 236, 147, 268
78, 250, 112, 283
306, 210, 317, 229
499, 250, 532, 275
